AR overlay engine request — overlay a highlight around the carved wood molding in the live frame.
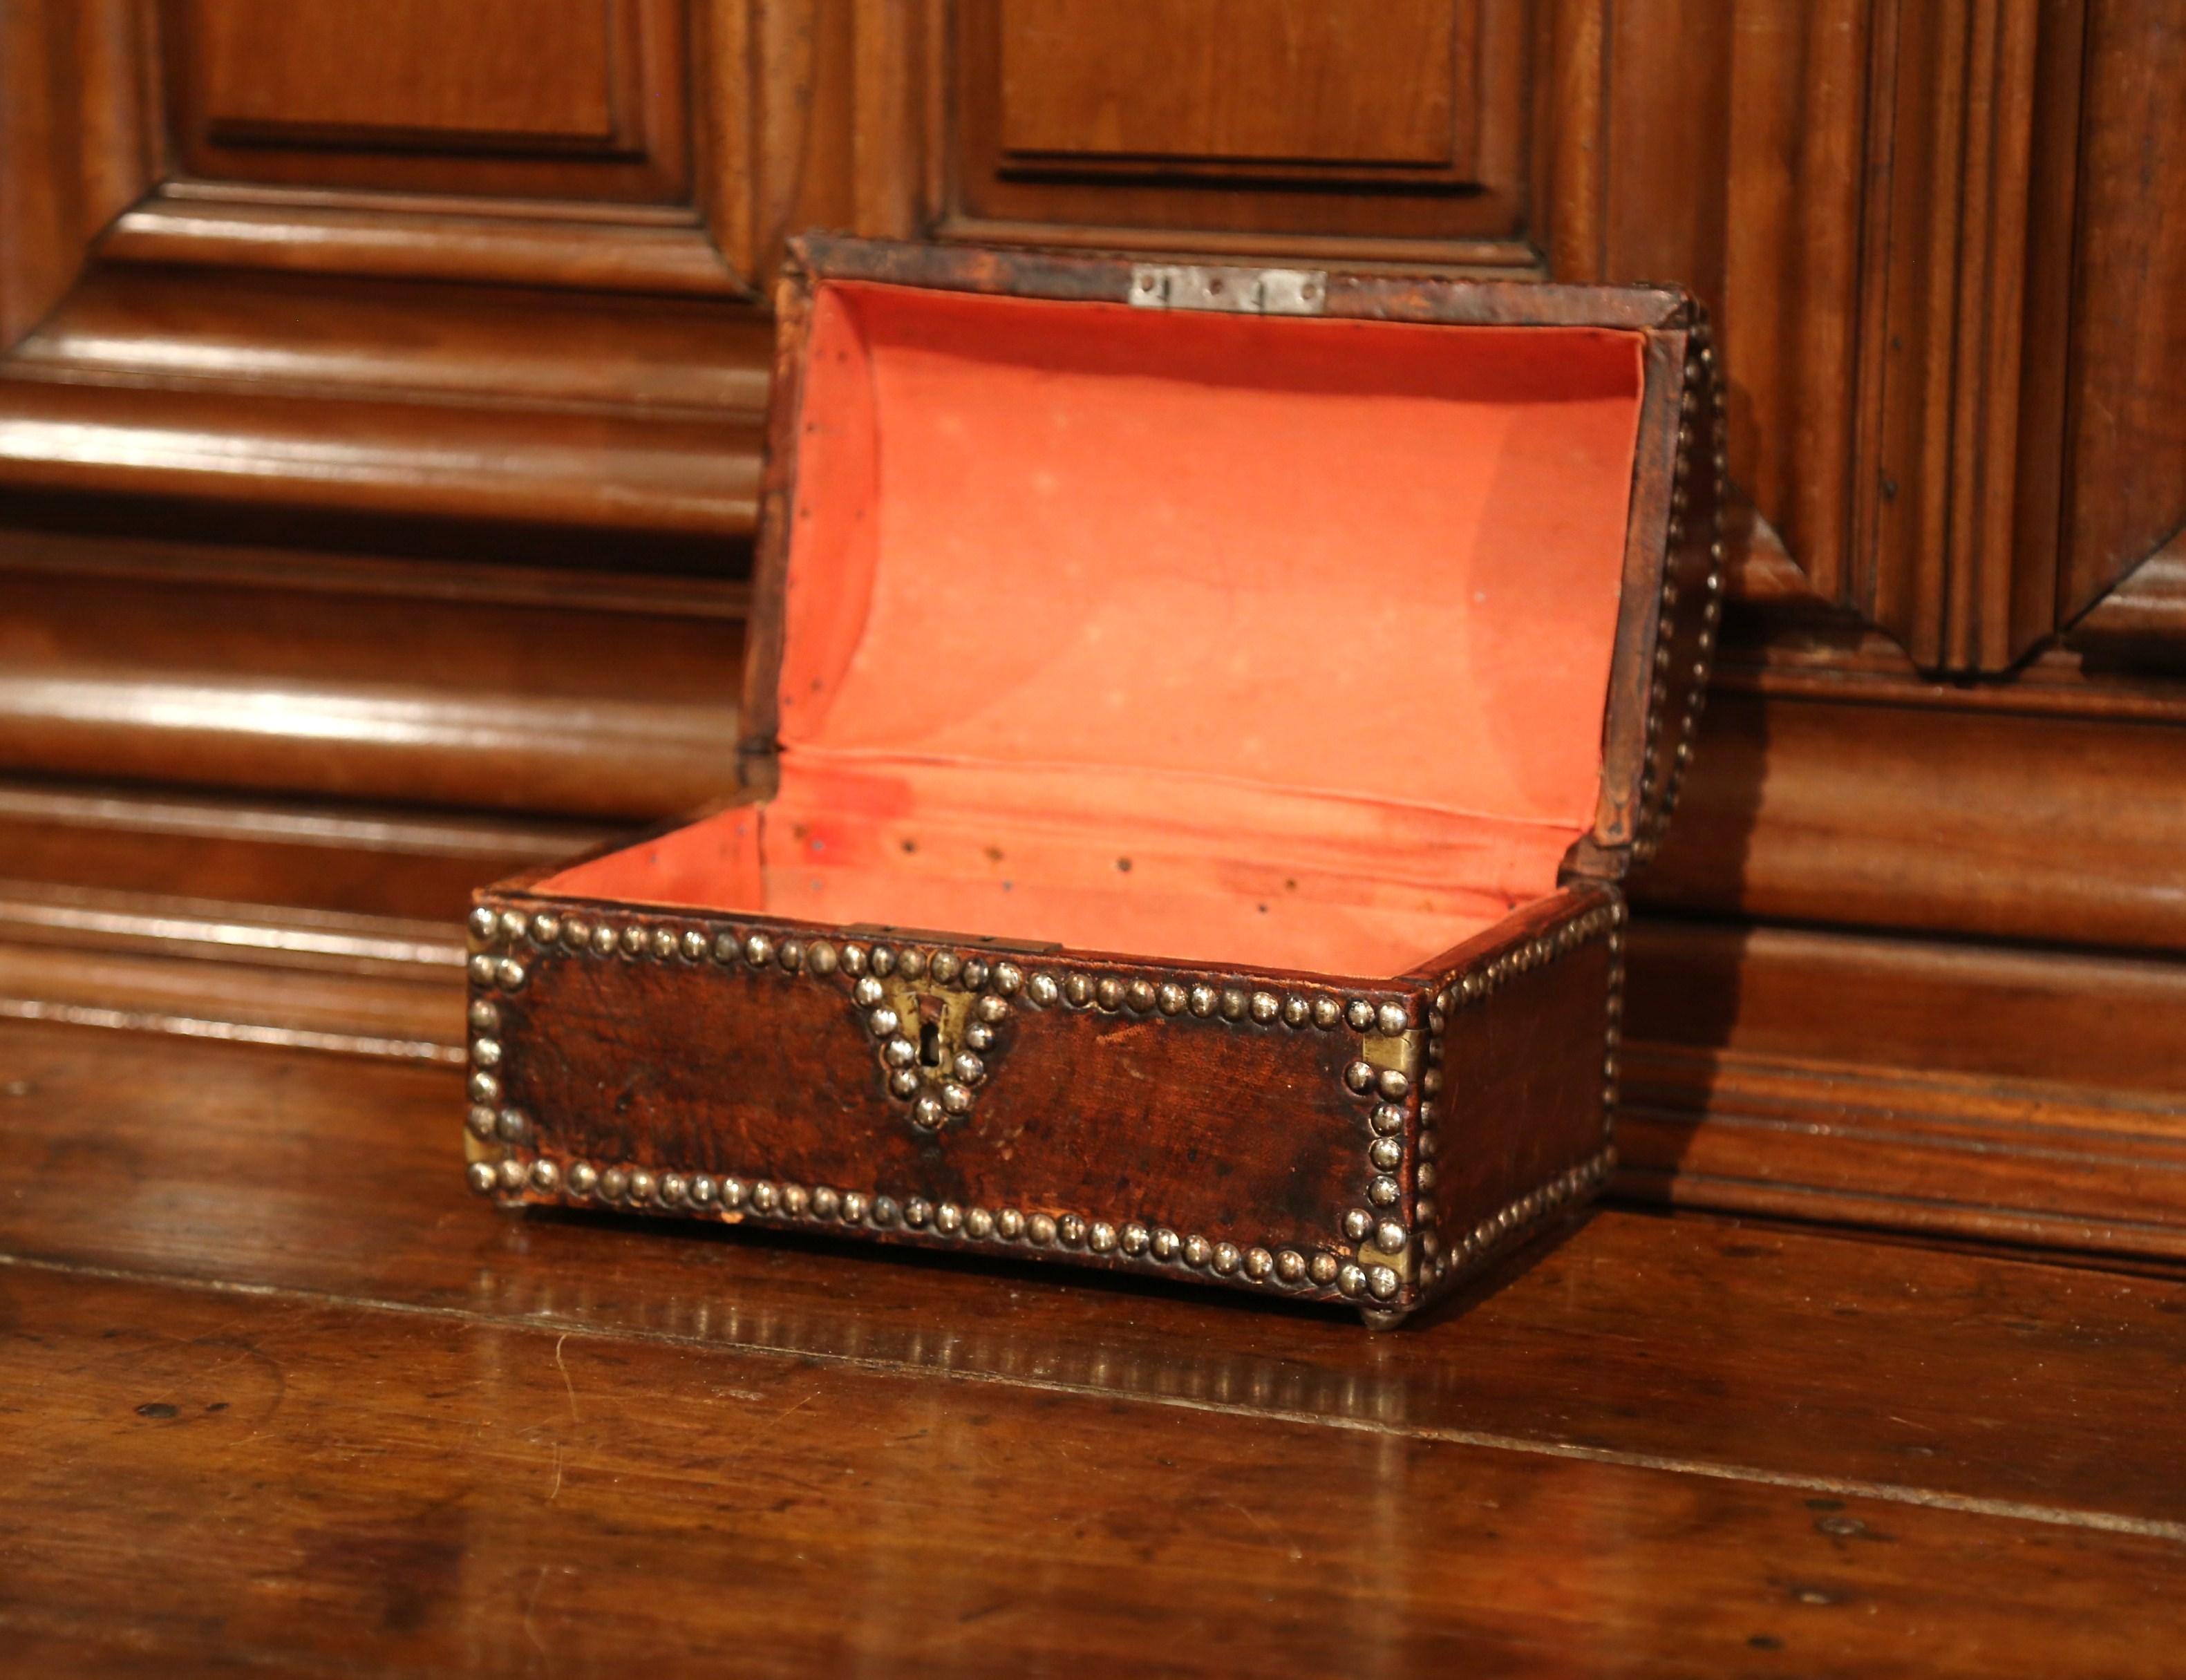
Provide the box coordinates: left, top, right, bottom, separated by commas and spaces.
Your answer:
0, 529, 749, 819
2066, 528, 2186, 671
0, 776, 610, 924
0, 0, 843, 323
1710, 0, 2058, 674
918, 0, 1603, 274
1635, 684, 2186, 954
0, 0, 804, 540
0, 255, 771, 539
1619, 915, 2186, 1265
1670, 0, 2186, 690
1710, 0, 2183, 681
1718, 493, 1836, 610
100, 191, 755, 296
2053, 0, 2186, 659
124, 0, 764, 296
0, 0, 153, 346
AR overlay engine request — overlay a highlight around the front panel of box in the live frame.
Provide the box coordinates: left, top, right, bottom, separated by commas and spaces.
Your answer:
464, 901, 1424, 1303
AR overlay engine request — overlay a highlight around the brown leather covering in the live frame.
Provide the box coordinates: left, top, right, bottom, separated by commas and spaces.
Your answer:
487, 900, 1389, 1283
1417, 889, 1621, 1307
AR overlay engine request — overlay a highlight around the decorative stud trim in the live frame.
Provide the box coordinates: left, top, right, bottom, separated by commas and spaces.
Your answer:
1635, 311, 1725, 866
1455, 1147, 1612, 1272
1406, 894, 1626, 1295
472, 1143, 1353, 1301
462, 891, 1627, 1312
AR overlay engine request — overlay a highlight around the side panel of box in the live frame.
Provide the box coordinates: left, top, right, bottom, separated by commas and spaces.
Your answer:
461, 902, 1424, 1308
1413, 895, 1621, 1304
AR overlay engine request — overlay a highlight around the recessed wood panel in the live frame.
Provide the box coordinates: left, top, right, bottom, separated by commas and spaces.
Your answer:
997, 0, 1465, 173
194, 0, 629, 149
1713, 0, 1869, 610
163, 0, 692, 202
947, 0, 1534, 263
2061, 0, 2186, 628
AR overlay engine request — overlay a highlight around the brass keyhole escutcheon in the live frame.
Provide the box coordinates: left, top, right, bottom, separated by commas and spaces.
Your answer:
853, 975, 1012, 1134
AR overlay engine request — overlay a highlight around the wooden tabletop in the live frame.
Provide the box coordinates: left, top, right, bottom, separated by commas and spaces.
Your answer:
2, 1015, 2180, 1677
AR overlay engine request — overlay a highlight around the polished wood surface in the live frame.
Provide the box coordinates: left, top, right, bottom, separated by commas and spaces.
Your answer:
3, 1012, 2183, 1675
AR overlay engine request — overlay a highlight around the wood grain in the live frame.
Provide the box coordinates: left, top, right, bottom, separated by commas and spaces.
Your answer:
165, 0, 690, 202
0, 778, 605, 923
1709, 0, 1868, 606
0, 0, 149, 345
3, 1262, 2179, 1679
3, 1017, 2184, 1535
2059, 0, 2186, 625
997, 0, 1467, 171
2071, 537, 2186, 668
190, 0, 632, 146
3, 1017, 2186, 1674
1635, 686, 2186, 951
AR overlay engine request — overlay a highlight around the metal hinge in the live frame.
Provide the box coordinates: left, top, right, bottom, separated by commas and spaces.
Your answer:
1129, 263, 1327, 316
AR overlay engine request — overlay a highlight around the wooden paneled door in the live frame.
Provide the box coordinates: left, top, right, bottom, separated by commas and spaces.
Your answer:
0, 0, 2179, 1262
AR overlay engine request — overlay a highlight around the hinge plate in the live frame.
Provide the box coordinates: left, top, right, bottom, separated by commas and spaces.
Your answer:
1129, 263, 1327, 317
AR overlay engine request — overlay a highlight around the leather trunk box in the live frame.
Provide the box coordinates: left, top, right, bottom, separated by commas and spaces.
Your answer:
461, 234, 1722, 1327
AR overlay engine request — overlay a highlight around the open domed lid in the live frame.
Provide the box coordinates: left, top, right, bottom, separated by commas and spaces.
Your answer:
744, 239, 1716, 889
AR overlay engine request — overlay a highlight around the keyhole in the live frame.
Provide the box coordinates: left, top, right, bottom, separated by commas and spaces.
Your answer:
919, 1022, 943, 1068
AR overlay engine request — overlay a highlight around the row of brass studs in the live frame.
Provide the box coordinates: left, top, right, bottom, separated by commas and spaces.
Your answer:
465, 903, 1411, 1035
467, 981, 508, 1106
1341, 1083, 1415, 1271
1449, 1146, 1614, 1274
1602, 893, 1628, 1135
1411, 999, 1451, 1285
1430, 898, 1626, 1016
1639, 315, 1728, 865
464, 1152, 1399, 1303
1659, 323, 1728, 829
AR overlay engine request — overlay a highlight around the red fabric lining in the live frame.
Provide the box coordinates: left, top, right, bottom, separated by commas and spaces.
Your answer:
540, 281, 1646, 977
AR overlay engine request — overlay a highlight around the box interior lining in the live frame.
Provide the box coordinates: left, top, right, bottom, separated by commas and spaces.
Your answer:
540, 281, 1648, 977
